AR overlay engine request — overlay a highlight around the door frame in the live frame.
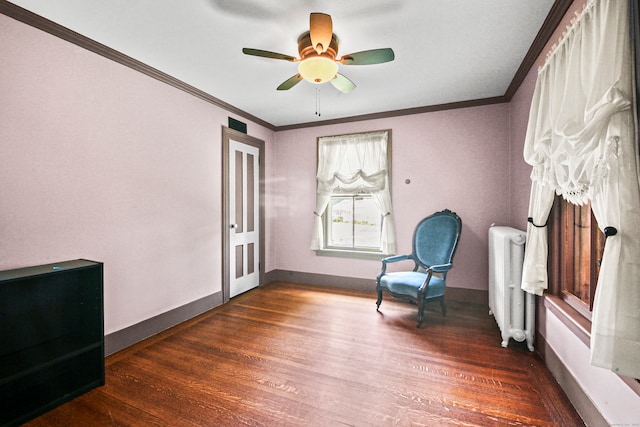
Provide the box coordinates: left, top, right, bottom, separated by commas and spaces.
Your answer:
222, 127, 265, 303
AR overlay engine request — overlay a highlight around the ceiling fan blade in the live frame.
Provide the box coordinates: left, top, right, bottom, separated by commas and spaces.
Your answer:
331, 73, 356, 93
242, 48, 297, 62
340, 48, 395, 65
277, 74, 303, 90
309, 13, 333, 54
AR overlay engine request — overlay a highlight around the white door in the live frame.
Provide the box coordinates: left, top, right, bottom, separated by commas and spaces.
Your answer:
229, 139, 260, 297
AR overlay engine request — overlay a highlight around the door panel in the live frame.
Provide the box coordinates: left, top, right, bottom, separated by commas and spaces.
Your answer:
229, 139, 260, 297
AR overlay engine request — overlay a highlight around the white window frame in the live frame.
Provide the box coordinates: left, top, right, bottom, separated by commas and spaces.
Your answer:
324, 194, 383, 252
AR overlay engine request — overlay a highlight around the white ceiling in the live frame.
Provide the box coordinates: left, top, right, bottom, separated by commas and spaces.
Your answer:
7, 0, 556, 127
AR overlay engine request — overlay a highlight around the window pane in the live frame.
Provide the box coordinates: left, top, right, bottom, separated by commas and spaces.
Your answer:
560, 200, 603, 307
354, 197, 381, 249
326, 195, 382, 250
328, 197, 353, 247
572, 204, 591, 303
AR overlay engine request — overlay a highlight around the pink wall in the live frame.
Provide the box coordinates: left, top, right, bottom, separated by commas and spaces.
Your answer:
272, 104, 511, 291
508, 66, 538, 230
0, 14, 275, 334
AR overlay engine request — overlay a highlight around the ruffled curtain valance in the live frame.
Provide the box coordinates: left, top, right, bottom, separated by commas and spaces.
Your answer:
317, 168, 387, 195
310, 131, 396, 254
522, 0, 640, 379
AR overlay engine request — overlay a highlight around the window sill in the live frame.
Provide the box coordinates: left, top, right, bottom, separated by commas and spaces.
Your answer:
544, 294, 591, 348
314, 249, 389, 261
543, 294, 640, 394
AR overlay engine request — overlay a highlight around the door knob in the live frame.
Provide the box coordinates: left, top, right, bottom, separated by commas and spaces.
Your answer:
230, 223, 238, 229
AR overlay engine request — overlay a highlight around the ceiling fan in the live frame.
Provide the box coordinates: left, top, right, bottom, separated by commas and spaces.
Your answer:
242, 13, 395, 93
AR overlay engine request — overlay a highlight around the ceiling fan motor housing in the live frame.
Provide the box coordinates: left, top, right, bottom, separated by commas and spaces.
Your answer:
298, 31, 339, 61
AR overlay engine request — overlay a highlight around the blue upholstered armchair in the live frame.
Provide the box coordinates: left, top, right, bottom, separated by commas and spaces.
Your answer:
376, 209, 462, 327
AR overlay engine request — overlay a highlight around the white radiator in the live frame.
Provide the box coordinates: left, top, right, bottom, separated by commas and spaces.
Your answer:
488, 226, 534, 351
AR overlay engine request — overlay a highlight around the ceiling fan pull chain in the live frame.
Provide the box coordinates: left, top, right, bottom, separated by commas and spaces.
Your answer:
315, 87, 321, 117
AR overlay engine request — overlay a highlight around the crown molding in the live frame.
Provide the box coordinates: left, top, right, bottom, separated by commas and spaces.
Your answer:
1, 0, 573, 132
274, 96, 507, 131
0, 0, 276, 131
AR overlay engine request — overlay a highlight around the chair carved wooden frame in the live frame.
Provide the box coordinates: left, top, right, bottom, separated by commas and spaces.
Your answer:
376, 209, 462, 327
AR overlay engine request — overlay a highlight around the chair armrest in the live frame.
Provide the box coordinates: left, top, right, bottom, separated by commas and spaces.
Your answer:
429, 263, 453, 273
417, 263, 453, 293
377, 254, 411, 282
414, 263, 453, 274
382, 254, 410, 264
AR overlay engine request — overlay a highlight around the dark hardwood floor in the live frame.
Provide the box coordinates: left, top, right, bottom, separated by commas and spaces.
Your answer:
26, 282, 584, 426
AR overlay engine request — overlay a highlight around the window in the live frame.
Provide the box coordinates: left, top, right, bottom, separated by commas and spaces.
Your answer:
310, 130, 395, 257
548, 195, 605, 319
326, 195, 382, 250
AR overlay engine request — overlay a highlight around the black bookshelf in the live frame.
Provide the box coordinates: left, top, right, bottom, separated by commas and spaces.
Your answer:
0, 259, 104, 427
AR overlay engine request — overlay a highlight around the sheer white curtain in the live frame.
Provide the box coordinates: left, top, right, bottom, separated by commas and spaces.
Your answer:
523, 0, 640, 378
310, 131, 396, 254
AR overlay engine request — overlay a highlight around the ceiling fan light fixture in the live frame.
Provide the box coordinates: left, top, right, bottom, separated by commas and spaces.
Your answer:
243, 13, 393, 92
298, 57, 338, 84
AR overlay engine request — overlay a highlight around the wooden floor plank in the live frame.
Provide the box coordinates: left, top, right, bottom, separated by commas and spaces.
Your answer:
25, 282, 585, 426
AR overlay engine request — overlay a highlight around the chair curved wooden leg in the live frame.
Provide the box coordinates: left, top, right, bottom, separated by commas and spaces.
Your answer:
416, 299, 425, 327
439, 298, 447, 316
376, 289, 383, 311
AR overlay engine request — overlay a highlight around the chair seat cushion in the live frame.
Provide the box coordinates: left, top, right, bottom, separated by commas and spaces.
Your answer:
379, 271, 446, 300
